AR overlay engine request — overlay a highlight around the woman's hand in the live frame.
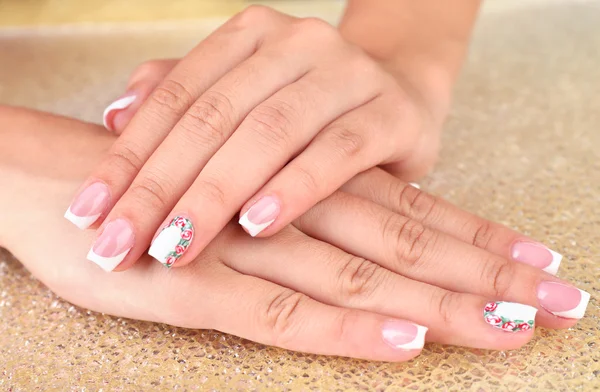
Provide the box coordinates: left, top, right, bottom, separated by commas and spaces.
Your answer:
66, 6, 449, 272
1, 107, 589, 362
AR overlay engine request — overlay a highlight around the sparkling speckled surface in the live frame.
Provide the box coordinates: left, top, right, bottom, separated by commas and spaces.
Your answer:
1, 1, 599, 390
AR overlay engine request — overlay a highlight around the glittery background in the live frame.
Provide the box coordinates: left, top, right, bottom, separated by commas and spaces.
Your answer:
0, 1, 599, 390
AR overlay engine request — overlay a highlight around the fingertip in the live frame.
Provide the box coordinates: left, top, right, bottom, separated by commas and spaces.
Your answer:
238, 195, 280, 237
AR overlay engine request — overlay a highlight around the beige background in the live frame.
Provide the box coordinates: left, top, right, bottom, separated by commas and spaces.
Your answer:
1, 1, 599, 390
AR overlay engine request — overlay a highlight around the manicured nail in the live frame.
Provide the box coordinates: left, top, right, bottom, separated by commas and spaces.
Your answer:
381, 320, 428, 350
148, 216, 194, 268
87, 219, 134, 272
483, 301, 537, 332
64, 182, 110, 230
239, 196, 280, 237
409, 182, 420, 189
537, 281, 590, 319
511, 241, 562, 275
103, 94, 137, 131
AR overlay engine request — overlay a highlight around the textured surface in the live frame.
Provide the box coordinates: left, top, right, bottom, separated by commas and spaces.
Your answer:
1, 1, 599, 391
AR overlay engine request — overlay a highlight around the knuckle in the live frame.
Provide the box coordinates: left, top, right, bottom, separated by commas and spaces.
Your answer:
482, 258, 514, 298
128, 174, 172, 211
433, 290, 462, 327
234, 5, 275, 28
397, 183, 439, 222
131, 60, 168, 80
248, 101, 295, 150
326, 125, 366, 159
263, 290, 305, 347
287, 164, 322, 195
388, 216, 437, 270
105, 143, 145, 178
471, 221, 494, 250
150, 79, 194, 116
294, 17, 337, 40
194, 177, 228, 208
182, 91, 234, 146
336, 256, 382, 304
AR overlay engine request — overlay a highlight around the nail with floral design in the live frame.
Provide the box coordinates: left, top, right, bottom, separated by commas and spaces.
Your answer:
483, 301, 538, 332
148, 216, 194, 268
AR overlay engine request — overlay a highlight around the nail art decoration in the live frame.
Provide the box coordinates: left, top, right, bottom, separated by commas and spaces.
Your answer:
148, 216, 194, 268
483, 301, 537, 332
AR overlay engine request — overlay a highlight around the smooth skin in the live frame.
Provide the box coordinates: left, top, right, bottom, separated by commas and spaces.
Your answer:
0, 106, 580, 361
75, 1, 481, 270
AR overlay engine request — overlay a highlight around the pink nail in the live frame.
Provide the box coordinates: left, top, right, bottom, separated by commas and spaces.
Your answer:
381, 320, 428, 350
64, 182, 110, 229
537, 281, 590, 319
511, 241, 562, 275
239, 196, 280, 237
103, 93, 137, 131
87, 219, 135, 272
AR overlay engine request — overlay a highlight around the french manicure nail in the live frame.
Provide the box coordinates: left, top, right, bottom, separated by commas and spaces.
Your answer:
239, 196, 280, 237
87, 219, 134, 272
409, 182, 420, 189
511, 241, 562, 275
64, 182, 110, 230
483, 301, 537, 332
381, 320, 428, 350
103, 94, 137, 131
148, 216, 194, 268
537, 281, 590, 319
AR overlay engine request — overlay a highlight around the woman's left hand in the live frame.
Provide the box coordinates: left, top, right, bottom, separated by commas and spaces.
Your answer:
67, 6, 446, 271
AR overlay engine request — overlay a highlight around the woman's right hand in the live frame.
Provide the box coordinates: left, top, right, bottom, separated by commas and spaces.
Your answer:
0, 106, 589, 362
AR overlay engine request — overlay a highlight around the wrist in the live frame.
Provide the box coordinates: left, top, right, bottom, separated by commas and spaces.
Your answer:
338, 0, 480, 117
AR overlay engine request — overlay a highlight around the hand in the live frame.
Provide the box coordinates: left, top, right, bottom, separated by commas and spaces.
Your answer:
67, 5, 447, 272
1, 107, 589, 362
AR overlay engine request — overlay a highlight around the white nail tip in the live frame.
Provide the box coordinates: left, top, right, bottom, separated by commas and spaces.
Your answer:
102, 95, 136, 129
148, 225, 182, 265
393, 325, 428, 350
543, 249, 563, 275
551, 289, 591, 319
64, 208, 101, 230
409, 182, 421, 189
238, 212, 274, 237
86, 248, 130, 272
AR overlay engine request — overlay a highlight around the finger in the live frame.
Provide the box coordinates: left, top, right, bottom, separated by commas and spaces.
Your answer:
191, 262, 426, 361
342, 168, 564, 275
66, 9, 275, 233
112, 32, 326, 270
103, 59, 179, 134
145, 35, 377, 267
294, 191, 589, 326
238, 89, 415, 237
221, 226, 537, 350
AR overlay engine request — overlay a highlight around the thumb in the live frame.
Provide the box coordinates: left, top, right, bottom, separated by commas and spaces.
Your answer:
103, 59, 179, 134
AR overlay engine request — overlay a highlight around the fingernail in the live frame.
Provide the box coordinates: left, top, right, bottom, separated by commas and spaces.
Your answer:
87, 219, 134, 272
511, 241, 562, 275
239, 196, 280, 237
537, 281, 590, 319
103, 94, 137, 131
483, 301, 537, 332
409, 182, 420, 189
148, 216, 194, 268
64, 182, 110, 230
381, 320, 428, 350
